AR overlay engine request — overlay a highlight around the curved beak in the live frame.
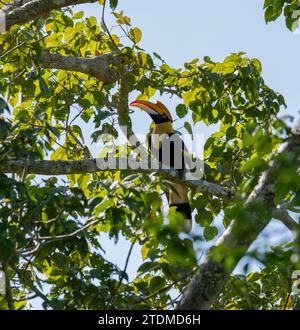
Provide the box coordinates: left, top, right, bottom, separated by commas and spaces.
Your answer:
129, 100, 173, 123
130, 100, 158, 113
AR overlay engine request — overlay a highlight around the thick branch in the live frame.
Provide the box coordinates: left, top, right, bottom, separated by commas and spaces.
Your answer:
2, 0, 98, 31
39, 51, 122, 84
0, 158, 235, 198
177, 120, 300, 310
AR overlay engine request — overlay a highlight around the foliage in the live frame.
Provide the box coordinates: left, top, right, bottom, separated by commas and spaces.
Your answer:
0, 0, 299, 310
214, 242, 300, 310
264, 0, 300, 31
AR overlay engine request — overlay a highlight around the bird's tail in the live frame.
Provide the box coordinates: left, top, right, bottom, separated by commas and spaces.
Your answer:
169, 182, 192, 233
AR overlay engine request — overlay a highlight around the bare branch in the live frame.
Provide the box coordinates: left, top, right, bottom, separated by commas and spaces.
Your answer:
37, 217, 101, 242
0, 158, 236, 198
14, 293, 38, 302
19, 216, 102, 256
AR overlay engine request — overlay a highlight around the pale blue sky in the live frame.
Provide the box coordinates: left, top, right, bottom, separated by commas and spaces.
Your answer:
34, 0, 299, 308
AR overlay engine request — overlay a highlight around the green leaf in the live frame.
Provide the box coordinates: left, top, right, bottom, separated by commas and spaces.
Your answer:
39, 78, 50, 97
94, 198, 113, 214
203, 226, 218, 241
286, 16, 299, 31
0, 119, 9, 140
176, 104, 188, 119
138, 261, 158, 273
182, 90, 196, 106
129, 27, 142, 43
45, 32, 62, 47
153, 52, 164, 62
252, 58, 262, 74
239, 158, 268, 172
73, 11, 84, 19
195, 209, 214, 227
184, 121, 193, 136
109, 0, 118, 10
263, 0, 274, 10
226, 126, 237, 139
247, 272, 262, 282
149, 276, 166, 292
138, 52, 148, 66
0, 98, 10, 114
81, 108, 94, 123
113, 11, 131, 25
64, 27, 77, 43
141, 241, 151, 261
264, 5, 283, 22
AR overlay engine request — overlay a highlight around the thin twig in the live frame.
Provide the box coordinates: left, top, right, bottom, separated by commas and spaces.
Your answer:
19, 217, 102, 256
283, 292, 291, 310
101, 0, 120, 52
106, 237, 138, 308
139, 267, 198, 304
12, 266, 49, 303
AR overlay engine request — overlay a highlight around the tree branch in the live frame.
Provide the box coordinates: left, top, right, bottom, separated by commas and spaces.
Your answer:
12, 266, 49, 303
18, 216, 102, 256
39, 51, 122, 84
37, 216, 101, 242
0, 158, 235, 198
176, 120, 300, 310
2, 262, 15, 310
2, 0, 98, 31
273, 204, 299, 232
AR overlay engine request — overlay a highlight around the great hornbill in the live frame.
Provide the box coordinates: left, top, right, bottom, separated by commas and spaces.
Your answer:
130, 100, 192, 233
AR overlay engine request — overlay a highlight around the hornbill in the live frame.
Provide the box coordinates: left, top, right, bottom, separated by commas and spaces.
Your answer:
130, 100, 192, 233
